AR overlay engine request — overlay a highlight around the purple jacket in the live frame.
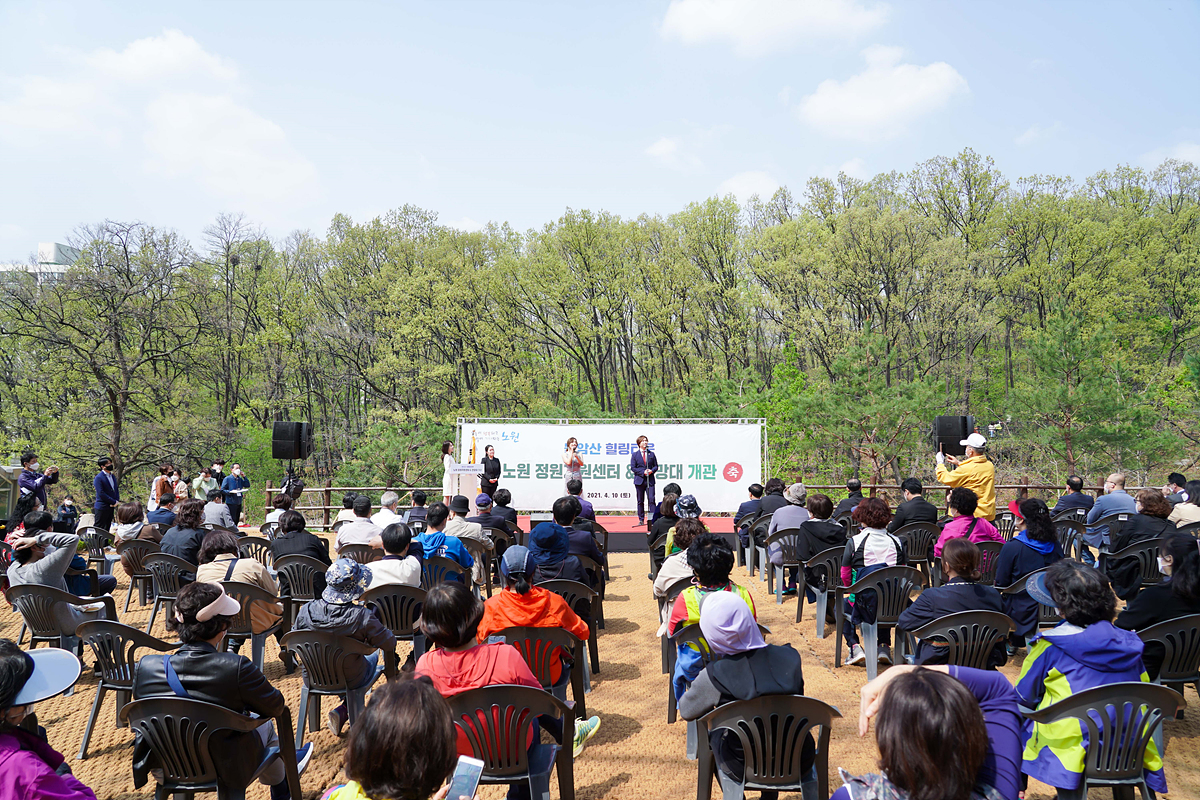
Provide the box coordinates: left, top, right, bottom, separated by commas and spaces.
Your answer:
18, 468, 52, 508
0, 728, 97, 800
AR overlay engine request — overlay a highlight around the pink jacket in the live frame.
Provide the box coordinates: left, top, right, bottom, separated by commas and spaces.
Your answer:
0, 728, 96, 800
933, 514, 1003, 557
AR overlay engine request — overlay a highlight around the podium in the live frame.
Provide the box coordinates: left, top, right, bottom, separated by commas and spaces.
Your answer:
448, 462, 482, 511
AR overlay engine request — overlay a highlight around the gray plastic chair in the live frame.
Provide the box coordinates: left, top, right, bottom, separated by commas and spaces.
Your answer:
537, 578, 600, 675
115, 538, 158, 612
902, 610, 1013, 670
143, 552, 194, 635
338, 543, 383, 565
220, 580, 286, 672
495, 625, 588, 719
1102, 538, 1166, 593
1136, 613, 1200, 699
361, 583, 427, 661
834, 566, 926, 681
1022, 681, 1183, 800
236, 536, 275, 570
891, 523, 940, 585
796, 546, 844, 632
995, 512, 1017, 542
421, 555, 466, 590
273, 554, 326, 627
1054, 519, 1087, 561
998, 568, 1061, 631
281, 630, 392, 747
763, 528, 803, 605
658, 575, 695, 674
976, 541, 1005, 586
7, 583, 115, 654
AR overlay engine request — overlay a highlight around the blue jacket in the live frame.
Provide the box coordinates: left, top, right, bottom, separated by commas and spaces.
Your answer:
735, 499, 761, 523
416, 529, 474, 574
220, 474, 250, 506
630, 449, 658, 486
146, 507, 177, 528
1084, 490, 1137, 546
93, 469, 120, 510
897, 577, 1006, 666
1050, 491, 1094, 516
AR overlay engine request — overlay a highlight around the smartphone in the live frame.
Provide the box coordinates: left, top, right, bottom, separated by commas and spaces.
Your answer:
446, 755, 484, 800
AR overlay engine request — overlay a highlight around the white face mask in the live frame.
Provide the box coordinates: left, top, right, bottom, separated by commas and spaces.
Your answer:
28, 462, 39, 471
1158, 556, 1170, 575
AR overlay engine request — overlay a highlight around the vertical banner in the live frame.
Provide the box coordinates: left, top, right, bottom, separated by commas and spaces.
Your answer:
457, 421, 762, 512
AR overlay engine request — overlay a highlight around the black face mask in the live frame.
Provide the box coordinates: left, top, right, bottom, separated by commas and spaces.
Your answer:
103, 465, 113, 472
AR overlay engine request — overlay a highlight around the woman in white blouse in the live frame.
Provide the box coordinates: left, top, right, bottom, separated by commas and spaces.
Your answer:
441, 441, 455, 503
563, 437, 584, 490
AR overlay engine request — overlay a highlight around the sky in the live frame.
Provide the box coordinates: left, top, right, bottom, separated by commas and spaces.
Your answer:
1, 0, 1197, 261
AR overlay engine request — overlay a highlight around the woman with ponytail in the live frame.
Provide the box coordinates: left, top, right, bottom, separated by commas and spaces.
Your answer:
994, 498, 1065, 653
1117, 532, 1200, 679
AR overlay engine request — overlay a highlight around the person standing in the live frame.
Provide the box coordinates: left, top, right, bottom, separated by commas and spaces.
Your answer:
562, 437, 584, 491
479, 444, 501, 499
92, 456, 120, 532
17, 451, 58, 510
147, 464, 173, 514
220, 464, 250, 527
934, 432, 996, 520
192, 467, 218, 501
630, 434, 658, 527
440, 441, 455, 504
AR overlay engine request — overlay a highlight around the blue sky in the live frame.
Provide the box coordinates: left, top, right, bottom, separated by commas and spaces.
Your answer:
1, 0, 1197, 260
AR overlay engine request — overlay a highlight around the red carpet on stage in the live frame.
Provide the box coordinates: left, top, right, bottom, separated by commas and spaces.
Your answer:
517, 514, 734, 553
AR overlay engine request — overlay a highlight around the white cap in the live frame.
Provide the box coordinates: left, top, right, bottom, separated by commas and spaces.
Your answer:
960, 432, 987, 448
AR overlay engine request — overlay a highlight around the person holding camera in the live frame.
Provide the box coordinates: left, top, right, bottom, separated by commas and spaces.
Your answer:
17, 451, 58, 511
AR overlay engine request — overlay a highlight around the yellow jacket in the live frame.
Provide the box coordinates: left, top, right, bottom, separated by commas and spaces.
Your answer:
936, 455, 996, 519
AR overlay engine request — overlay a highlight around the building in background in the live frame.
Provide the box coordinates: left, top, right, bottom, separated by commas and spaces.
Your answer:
0, 242, 80, 287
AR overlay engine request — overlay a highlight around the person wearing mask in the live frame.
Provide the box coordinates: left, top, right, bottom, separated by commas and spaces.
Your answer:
1107, 488, 1175, 600
832, 478, 864, 519
898, 538, 1006, 667
679, 592, 812, 800
17, 452, 58, 512
54, 495, 80, 534
1162, 472, 1188, 505
793, 494, 849, 601
334, 495, 383, 554
319, 677, 458, 800
1167, 479, 1200, 527
1084, 472, 1137, 551
758, 478, 788, 516
209, 460, 226, 488
192, 467, 219, 502
1116, 532, 1200, 680
527, 498, 587, 585
366, 523, 421, 589
886, 478, 938, 532
92, 456, 121, 533
171, 469, 189, 503
833, 664, 1023, 800
444, 495, 493, 587
202, 489, 238, 531
403, 490, 429, 525
995, 498, 1065, 655
0, 641, 97, 800
840, 498, 906, 668
934, 433, 996, 520
1018, 561, 1165, 797
566, 479, 595, 522
479, 444, 501, 500
265, 494, 293, 525
292, 560, 395, 737
7, 512, 115, 631
220, 464, 250, 527
630, 435, 658, 527
933, 487, 1003, 558
415, 503, 474, 576
667, 533, 756, 700
1050, 475, 1095, 516
146, 493, 177, 529
369, 491, 402, 529
160, 498, 210, 570
132, 583, 312, 800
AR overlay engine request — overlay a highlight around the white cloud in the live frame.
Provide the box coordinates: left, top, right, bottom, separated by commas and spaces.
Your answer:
820, 157, 870, 180
719, 170, 780, 201
796, 45, 968, 141
644, 131, 712, 172
1014, 122, 1064, 146
1139, 141, 1200, 166
662, 0, 887, 57
0, 29, 318, 212
446, 217, 483, 232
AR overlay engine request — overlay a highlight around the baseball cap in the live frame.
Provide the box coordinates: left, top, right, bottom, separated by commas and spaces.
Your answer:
960, 432, 987, 449
475, 493, 493, 508
500, 545, 533, 578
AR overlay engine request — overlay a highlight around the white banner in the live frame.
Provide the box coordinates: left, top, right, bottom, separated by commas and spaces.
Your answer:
456, 421, 762, 512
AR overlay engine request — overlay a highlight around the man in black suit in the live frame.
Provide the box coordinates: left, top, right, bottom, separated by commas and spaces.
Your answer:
630, 434, 659, 526
887, 477, 939, 532
1050, 475, 1096, 516
832, 478, 864, 518
735, 483, 764, 547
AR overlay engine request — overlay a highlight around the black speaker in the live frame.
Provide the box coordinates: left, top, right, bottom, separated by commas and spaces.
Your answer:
932, 415, 975, 457
272, 421, 313, 460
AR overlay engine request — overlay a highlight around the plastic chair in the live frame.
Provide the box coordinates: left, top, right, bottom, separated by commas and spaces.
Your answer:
1022, 682, 1184, 800
537, 578, 600, 675
1102, 538, 1166, 592
998, 568, 1060, 630
220, 580, 286, 672
273, 554, 326, 627
78, 527, 115, 575
361, 583, 427, 661
995, 512, 1017, 542
747, 517, 772, 581
1094, 513, 1129, 547
484, 526, 515, 552
120, 696, 301, 800
330, 519, 347, 534
658, 575, 695, 674
902, 610, 1013, 670
338, 543, 383, 565
763, 528, 803, 605
281, 629, 394, 747
1137, 614, 1200, 699
891, 523, 939, 584
447, 684, 576, 800
143, 553, 194, 635
0, 542, 27, 644
834, 566, 926, 681
237, 537, 275, 570
460, 537, 493, 597
496, 625, 588, 719
732, 512, 757, 568
7, 583, 115, 653
1175, 520, 1200, 537
1054, 519, 1086, 560
421, 555, 466, 589
115, 539, 159, 612
75, 620, 177, 760
259, 521, 280, 540
976, 541, 1005, 586
650, 533, 668, 581
1052, 507, 1088, 524
696, 695, 841, 800
795, 546, 844, 633
575, 553, 606, 624
408, 519, 428, 534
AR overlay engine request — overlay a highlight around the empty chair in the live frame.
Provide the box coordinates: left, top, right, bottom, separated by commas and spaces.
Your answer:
259, 521, 281, 540
78, 527, 116, 575
273, 554, 327, 627
115, 538, 159, 612
282, 630, 394, 747
76, 620, 178, 760
994, 511, 1017, 541
763, 528, 804, 605
1053, 519, 1086, 561
7, 584, 116, 653
447, 684, 576, 800
143, 552, 194, 634
975, 541, 1005, 586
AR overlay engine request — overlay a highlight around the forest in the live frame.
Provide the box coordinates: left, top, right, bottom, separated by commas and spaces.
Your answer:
1, 148, 1197, 510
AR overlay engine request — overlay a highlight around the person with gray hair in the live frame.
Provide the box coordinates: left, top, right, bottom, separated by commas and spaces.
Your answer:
370, 491, 402, 529
767, 483, 812, 595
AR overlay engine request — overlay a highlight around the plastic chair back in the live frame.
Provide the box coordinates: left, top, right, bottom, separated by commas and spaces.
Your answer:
995, 512, 1017, 541
1106, 537, 1167, 591
1175, 520, 1200, 537
447, 684, 574, 785
116, 538, 158, 576
220, 581, 282, 639
422, 555, 466, 589
361, 584, 426, 639
144, 553, 194, 599
79, 528, 113, 565
273, 554, 326, 604
906, 610, 1013, 670
1137, 614, 1200, 685
259, 521, 280, 540
280, 630, 379, 693
892, 523, 939, 566
237, 537, 274, 569
841, 566, 926, 624
1052, 507, 1088, 524
495, 626, 581, 689
1053, 519, 1086, 560
1095, 513, 1129, 542
339, 544, 383, 565
78, 620, 177, 689
764, 528, 804, 565
976, 541, 1004, 586
536, 579, 596, 615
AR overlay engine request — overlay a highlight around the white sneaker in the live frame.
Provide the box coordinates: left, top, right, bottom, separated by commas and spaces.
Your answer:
878, 645, 893, 666
846, 644, 866, 666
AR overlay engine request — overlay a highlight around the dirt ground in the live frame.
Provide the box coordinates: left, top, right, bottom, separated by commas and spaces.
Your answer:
6, 547, 1197, 800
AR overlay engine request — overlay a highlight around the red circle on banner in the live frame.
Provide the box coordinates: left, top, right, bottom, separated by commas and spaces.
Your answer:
722, 462, 743, 482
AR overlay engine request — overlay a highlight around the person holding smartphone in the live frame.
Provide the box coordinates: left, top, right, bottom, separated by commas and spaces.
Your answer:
562, 437, 584, 491
17, 451, 58, 511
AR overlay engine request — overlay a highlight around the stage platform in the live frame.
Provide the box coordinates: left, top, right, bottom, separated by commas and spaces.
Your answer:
516, 513, 734, 553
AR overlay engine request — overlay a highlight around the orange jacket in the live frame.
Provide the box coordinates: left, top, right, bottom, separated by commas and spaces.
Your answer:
478, 586, 590, 683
